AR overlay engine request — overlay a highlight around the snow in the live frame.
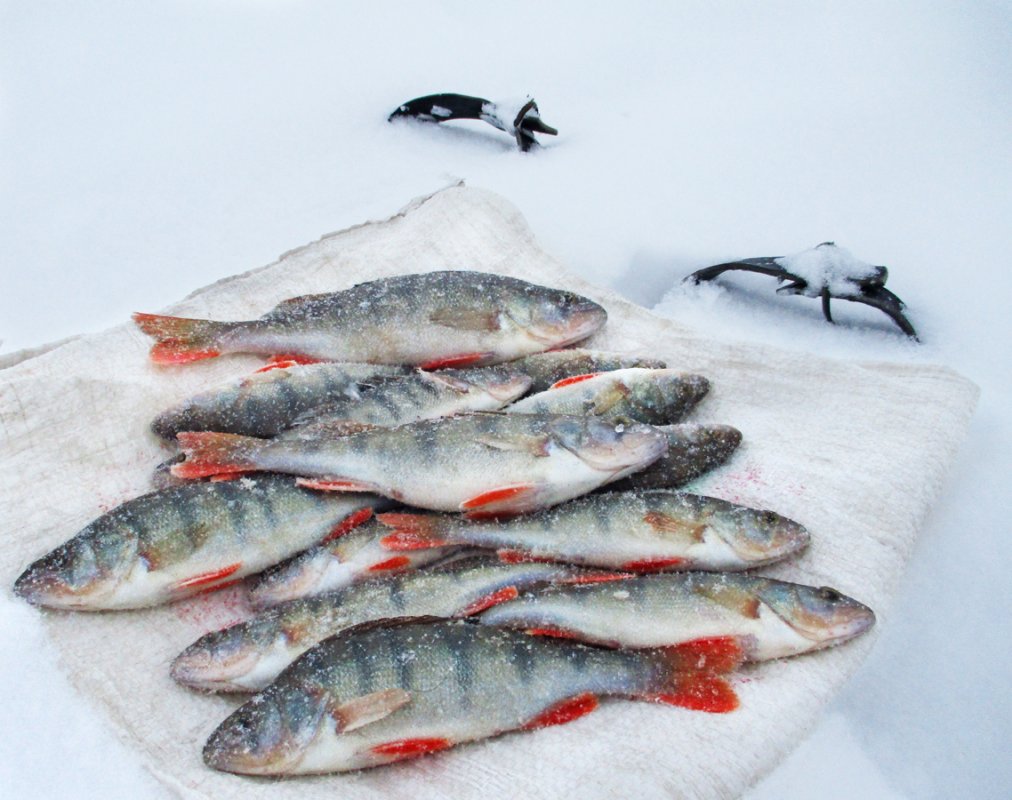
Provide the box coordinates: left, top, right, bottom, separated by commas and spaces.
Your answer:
1, 2, 1010, 798
774, 242, 882, 297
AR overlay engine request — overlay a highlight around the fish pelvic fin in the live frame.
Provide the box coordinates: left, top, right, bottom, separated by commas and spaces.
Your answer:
375, 512, 451, 550
132, 312, 232, 364
172, 431, 267, 479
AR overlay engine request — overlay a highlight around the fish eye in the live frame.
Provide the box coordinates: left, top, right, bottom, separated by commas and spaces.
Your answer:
761, 511, 779, 524
818, 587, 842, 602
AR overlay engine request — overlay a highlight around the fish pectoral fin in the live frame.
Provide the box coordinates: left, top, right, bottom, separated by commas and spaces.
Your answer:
642, 511, 707, 543
332, 688, 412, 733
422, 371, 474, 393
429, 306, 502, 332
589, 384, 631, 415
695, 583, 762, 619
461, 484, 542, 514
475, 433, 551, 457
296, 477, 379, 493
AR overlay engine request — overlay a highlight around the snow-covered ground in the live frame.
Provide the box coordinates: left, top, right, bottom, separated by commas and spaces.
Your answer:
1, 3, 1009, 797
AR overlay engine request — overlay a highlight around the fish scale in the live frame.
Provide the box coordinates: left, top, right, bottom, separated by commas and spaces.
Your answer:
171, 556, 579, 692
13, 476, 389, 610
203, 620, 737, 775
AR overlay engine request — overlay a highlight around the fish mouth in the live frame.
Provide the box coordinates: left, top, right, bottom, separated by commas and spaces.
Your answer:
13, 552, 111, 610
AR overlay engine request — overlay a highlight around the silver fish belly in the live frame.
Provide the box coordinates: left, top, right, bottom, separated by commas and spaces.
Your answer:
12, 476, 387, 610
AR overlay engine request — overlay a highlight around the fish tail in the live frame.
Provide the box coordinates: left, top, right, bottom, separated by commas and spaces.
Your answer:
637, 637, 743, 714
132, 312, 232, 364
172, 431, 267, 479
374, 512, 452, 550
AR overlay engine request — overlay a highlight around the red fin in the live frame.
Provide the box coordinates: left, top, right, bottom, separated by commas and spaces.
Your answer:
666, 637, 744, 674
526, 626, 580, 640
368, 556, 412, 572
322, 508, 374, 543
497, 549, 557, 565
645, 675, 739, 714
522, 693, 598, 730
457, 585, 519, 616
419, 353, 491, 370
132, 312, 224, 365
620, 557, 685, 572
557, 571, 634, 585
549, 372, 602, 389
267, 353, 322, 366
371, 738, 451, 760
254, 360, 300, 373
375, 513, 448, 550
174, 562, 242, 591
172, 431, 264, 479
461, 484, 534, 510
296, 478, 376, 492
194, 578, 242, 596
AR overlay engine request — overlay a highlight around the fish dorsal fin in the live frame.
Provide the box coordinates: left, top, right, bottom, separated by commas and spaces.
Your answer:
642, 511, 707, 543
332, 688, 412, 733
429, 307, 502, 332
694, 582, 761, 619
476, 433, 551, 457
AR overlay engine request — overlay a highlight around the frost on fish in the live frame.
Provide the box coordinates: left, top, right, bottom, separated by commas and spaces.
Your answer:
134, 271, 607, 366
172, 556, 579, 692
202, 619, 738, 775
151, 362, 409, 440
244, 516, 462, 610
507, 368, 709, 425
607, 423, 742, 491
375, 489, 809, 571
12, 476, 389, 611
481, 573, 874, 660
171, 413, 669, 514
775, 242, 883, 298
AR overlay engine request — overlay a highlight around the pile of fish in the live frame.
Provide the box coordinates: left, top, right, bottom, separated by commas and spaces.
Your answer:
13, 270, 874, 776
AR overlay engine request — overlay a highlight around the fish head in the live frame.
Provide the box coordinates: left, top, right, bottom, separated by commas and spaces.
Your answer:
709, 506, 811, 564
757, 582, 876, 648
549, 415, 668, 474
171, 618, 281, 692
619, 372, 711, 424
13, 529, 136, 610
505, 288, 606, 347
203, 680, 330, 775
431, 367, 533, 403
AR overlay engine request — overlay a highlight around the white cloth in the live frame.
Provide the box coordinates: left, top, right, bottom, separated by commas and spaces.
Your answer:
0, 186, 978, 799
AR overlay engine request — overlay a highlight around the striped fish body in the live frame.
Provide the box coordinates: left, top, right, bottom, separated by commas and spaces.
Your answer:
245, 518, 459, 609
12, 476, 387, 610
278, 367, 531, 440
174, 413, 669, 514
376, 489, 810, 572
152, 362, 408, 440
608, 423, 742, 491
507, 368, 710, 425
481, 573, 875, 660
172, 557, 578, 692
203, 620, 737, 775
135, 271, 606, 366
502, 350, 667, 393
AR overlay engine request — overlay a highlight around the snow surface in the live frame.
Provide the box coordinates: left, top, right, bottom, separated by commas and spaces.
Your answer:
1, 2, 1009, 798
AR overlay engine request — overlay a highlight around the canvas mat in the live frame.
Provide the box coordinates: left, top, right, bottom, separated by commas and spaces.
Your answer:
0, 185, 979, 799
